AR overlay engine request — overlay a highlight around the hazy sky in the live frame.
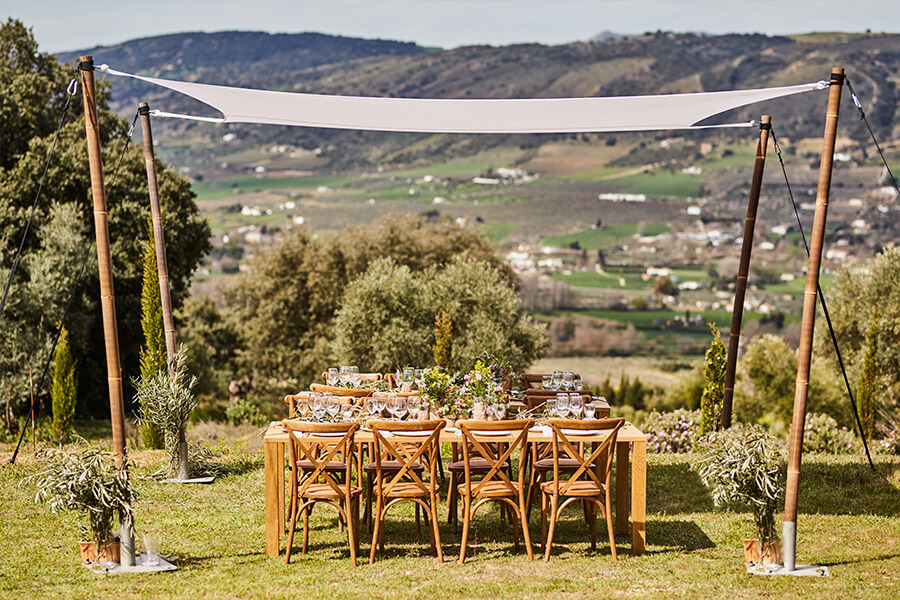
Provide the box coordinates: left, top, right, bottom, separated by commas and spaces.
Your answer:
4, 0, 897, 54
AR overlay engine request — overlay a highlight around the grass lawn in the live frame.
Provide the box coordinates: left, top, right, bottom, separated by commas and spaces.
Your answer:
542, 223, 674, 251
1, 431, 898, 599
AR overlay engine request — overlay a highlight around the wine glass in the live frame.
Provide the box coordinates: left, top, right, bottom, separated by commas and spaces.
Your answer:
544, 398, 557, 418
341, 402, 355, 422
310, 393, 326, 421
491, 401, 507, 421
556, 393, 569, 418
339, 366, 352, 386
414, 369, 425, 392
573, 378, 584, 391
408, 397, 422, 421
541, 375, 551, 390
402, 367, 415, 392
326, 367, 340, 387
369, 392, 384, 418
550, 371, 564, 391
583, 401, 596, 420
298, 397, 310, 418
562, 371, 575, 391
349, 366, 361, 388
325, 394, 340, 421
392, 395, 408, 421
568, 393, 584, 419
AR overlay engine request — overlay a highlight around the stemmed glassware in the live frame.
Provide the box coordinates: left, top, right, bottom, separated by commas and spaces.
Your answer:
568, 393, 584, 419
550, 371, 564, 391
349, 366, 361, 388
326, 367, 340, 387
408, 398, 421, 421
298, 397, 311, 418
388, 394, 408, 421
541, 375, 551, 390
562, 371, 575, 391
556, 393, 569, 418
370, 392, 386, 418
544, 398, 557, 418
583, 400, 596, 420
310, 393, 326, 421
325, 394, 340, 421
339, 366, 352, 386
490, 401, 507, 421
341, 402, 355, 422
573, 377, 584, 391
401, 367, 415, 392
414, 369, 424, 393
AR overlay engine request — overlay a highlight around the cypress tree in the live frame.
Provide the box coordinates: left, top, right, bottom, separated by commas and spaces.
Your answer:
433, 306, 452, 369
699, 323, 726, 437
139, 226, 166, 449
50, 325, 77, 445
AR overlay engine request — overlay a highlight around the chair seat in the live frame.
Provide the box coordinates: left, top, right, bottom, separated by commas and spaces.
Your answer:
382, 482, 431, 498
297, 460, 347, 472
533, 458, 594, 471
449, 459, 509, 472
458, 481, 521, 498
541, 480, 604, 497
302, 483, 363, 499
364, 461, 423, 473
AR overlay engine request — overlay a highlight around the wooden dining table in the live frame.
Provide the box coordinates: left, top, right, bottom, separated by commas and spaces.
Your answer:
262, 421, 648, 557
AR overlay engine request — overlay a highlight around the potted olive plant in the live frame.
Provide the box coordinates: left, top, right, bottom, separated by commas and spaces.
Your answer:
693, 423, 783, 567
25, 445, 137, 565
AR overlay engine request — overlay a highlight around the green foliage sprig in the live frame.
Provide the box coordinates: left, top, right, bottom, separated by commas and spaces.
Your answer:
24, 445, 137, 553
693, 423, 783, 549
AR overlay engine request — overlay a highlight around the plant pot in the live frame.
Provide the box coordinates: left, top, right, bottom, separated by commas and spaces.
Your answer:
99, 541, 121, 565
743, 538, 782, 566
79, 541, 96, 564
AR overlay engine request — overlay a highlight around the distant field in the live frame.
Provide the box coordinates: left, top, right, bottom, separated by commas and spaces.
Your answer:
609, 170, 702, 198
541, 223, 674, 250
480, 222, 519, 243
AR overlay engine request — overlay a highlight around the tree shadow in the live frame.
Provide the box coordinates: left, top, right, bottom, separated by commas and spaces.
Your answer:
796, 458, 900, 517
640, 519, 715, 552
644, 460, 715, 515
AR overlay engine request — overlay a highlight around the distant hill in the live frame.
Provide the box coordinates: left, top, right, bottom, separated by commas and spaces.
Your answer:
60, 30, 900, 172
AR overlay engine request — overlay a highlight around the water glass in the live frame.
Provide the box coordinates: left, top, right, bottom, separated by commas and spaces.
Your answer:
339, 366, 352, 386
325, 394, 340, 421
310, 393, 326, 421
408, 397, 421, 421
583, 401, 596, 420
391, 394, 408, 420
349, 366, 361, 388
414, 368, 425, 392
544, 398, 557, 417
142, 534, 160, 567
562, 371, 575, 390
298, 397, 310, 418
573, 378, 584, 391
341, 402, 355, 421
491, 401, 507, 421
541, 375, 551, 389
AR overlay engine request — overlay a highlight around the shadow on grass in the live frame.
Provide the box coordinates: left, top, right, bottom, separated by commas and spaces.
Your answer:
641, 519, 715, 552
644, 460, 714, 515
822, 552, 900, 567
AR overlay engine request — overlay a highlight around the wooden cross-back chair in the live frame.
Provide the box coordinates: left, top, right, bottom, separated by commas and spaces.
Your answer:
282, 420, 362, 566
367, 419, 445, 564
456, 419, 535, 564
540, 418, 624, 562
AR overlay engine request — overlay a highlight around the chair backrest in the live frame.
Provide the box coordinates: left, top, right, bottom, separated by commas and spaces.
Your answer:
282, 420, 358, 497
458, 419, 534, 497
368, 419, 445, 496
310, 383, 374, 397
545, 418, 624, 495
520, 373, 582, 389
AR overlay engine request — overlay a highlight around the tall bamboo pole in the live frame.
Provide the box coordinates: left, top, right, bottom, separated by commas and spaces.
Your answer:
138, 103, 189, 481
720, 116, 771, 430
81, 57, 135, 566
782, 67, 844, 571
79, 56, 127, 462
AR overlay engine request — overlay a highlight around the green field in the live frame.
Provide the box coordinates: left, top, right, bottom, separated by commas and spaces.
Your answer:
542, 223, 674, 251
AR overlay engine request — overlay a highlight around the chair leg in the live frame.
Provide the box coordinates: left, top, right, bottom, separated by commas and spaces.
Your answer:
448, 473, 458, 533
302, 504, 310, 555
416, 503, 421, 536
605, 494, 617, 560
540, 491, 547, 552
369, 497, 382, 564
365, 473, 373, 533
511, 502, 519, 553
589, 501, 598, 551
353, 496, 361, 560
544, 496, 558, 562
347, 500, 357, 567
284, 500, 298, 565
520, 493, 534, 561
430, 495, 444, 562
458, 497, 471, 564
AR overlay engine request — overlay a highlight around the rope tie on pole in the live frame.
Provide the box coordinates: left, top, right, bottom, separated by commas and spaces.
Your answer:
844, 77, 900, 198
770, 125, 876, 472
0, 68, 81, 320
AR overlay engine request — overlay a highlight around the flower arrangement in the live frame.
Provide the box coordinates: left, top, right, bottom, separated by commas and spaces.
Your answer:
472, 351, 515, 391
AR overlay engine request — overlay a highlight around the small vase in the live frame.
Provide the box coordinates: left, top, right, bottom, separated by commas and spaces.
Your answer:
79, 541, 96, 564
98, 541, 121, 565
743, 538, 782, 566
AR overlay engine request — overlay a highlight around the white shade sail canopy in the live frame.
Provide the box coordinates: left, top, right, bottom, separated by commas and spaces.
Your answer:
104, 66, 826, 134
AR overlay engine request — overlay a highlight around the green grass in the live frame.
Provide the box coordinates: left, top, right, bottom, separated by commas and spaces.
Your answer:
2, 434, 898, 600
610, 171, 701, 198
192, 175, 359, 201
479, 222, 519, 243
542, 223, 674, 251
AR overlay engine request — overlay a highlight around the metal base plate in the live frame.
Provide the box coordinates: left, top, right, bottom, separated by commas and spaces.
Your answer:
746, 563, 830, 577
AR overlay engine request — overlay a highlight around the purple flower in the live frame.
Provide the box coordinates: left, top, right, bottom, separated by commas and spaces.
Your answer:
475, 373, 482, 381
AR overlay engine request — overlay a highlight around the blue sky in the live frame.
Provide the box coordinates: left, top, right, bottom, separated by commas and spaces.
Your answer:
4, 0, 897, 53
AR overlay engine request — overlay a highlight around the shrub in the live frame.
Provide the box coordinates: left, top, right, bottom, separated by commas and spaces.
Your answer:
50, 326, 77, 445
643, 409, 700, 453
801, 412, 857, 454
699, 324, 725, 436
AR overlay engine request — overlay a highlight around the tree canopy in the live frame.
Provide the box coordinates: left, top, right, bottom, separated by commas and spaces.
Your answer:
0, 19, 210, 418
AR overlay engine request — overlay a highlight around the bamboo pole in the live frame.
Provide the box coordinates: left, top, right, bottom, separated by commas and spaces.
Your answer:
138, 103, 189, 481
79, 56, 127, 463
720, 116, 771, 430
782, 67, 844, 571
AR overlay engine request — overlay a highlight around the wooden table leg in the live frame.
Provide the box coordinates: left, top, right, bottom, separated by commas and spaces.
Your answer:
630, 440, 646, 555
265, 436, 284, 557
615, 440, 630, 535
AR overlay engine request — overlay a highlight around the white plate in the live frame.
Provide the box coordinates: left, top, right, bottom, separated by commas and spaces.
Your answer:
310, 431, 349, 437
560, 429, 602, 436
392, 430, 435, 437
468, 430, 511, 437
